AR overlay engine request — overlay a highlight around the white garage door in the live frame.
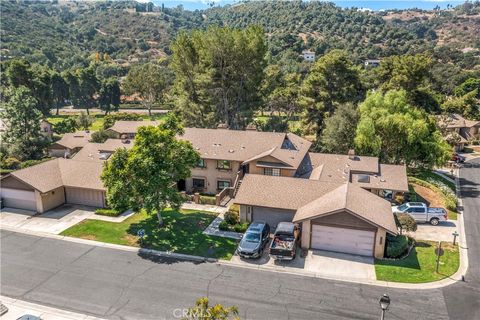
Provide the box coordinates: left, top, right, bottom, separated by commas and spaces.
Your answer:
311, 225, 375, 256
1, 188, 36, 211
65, 187, 104, 207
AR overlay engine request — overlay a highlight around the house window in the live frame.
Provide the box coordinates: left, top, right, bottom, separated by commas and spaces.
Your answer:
192, 178, 206, 191
264, 168, 281, 176
197, 158, 206, 168
217, 160, 231, 170
217, 180, 231, 190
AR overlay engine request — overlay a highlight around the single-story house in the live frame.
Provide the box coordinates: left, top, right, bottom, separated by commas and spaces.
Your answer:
106, 120, 159, 139
234, 174, 398, 258
1, 158, 105, 212
71, 139, 134, 162
48, 131, 92, 158
1, 119, 53, 140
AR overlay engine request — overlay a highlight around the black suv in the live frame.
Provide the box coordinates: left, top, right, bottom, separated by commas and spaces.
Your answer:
236, 221, 270, 259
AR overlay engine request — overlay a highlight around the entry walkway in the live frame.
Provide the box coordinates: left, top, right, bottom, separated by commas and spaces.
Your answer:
203, 211, 243, 240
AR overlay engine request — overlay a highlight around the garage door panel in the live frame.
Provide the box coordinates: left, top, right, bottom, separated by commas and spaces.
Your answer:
311, 224, 374, 256
1, 188, 36, 211
65, 187, 104, 207
252, 207, 295, 230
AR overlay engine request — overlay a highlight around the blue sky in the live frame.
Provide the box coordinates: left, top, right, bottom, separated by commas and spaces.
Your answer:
151, 0, 467, 11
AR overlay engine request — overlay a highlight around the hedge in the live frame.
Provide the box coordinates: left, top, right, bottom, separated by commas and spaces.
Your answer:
199, 195, 216, 205
95, 208, 123, 217
385, 234, 409, 258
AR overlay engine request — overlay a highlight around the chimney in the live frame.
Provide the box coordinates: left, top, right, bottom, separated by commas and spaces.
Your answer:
217, 123, 228, 130
348, 149, 355, 160
246, 124, 257, 131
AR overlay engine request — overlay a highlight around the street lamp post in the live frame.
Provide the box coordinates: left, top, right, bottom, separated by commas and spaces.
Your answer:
379, 294, 390, 320
452, 231, 459, 245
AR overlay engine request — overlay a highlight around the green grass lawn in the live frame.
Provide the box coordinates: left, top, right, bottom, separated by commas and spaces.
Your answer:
410, 169, 456, 192
375, 240, 459, 283
60, 209, 238, 260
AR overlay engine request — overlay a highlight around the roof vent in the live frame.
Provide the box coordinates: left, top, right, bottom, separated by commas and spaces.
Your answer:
357, 174, 370, 183
228, 149, 234, 153
348, 149, 355, 160
380, 178, 386, 182
217, 123, 228, 130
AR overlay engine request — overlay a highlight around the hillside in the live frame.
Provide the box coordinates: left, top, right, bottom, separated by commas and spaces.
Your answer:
1, 0, 479, 69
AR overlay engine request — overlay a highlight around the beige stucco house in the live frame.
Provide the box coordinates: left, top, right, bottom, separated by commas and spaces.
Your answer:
48, 131, 92, 158
438, 113, 480, 151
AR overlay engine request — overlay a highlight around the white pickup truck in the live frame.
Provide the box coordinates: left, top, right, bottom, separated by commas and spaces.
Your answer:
392, 202, 448, 225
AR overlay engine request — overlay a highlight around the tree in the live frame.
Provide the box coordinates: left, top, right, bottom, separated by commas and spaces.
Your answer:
63, 70, 82, 108
76, 112, 94, 130
300, 50, 364, 143
90, 129, 117, 143
123, 62, 172, 116
455, 78, 480, 98
5, 59, 33, 88
103, 113, 143, 130
51, 72, 69, 115
98, 78, 121, 115
320, 103, 359, 153
442, 89, 479, 120
53, 116, 78, 134
354, 90, 451, 168
395, 213, 417, 235
183, 297, 239, 320
1, 87, 47, 160
101, 115, 200, 226
171, 25, 267, 129
76, 67, 100, 113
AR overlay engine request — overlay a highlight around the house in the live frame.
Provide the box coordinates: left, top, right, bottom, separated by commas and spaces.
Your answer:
302, 50, 315, 62
364, 59, 381, 68
234, 174, 397, 258
1, 158, 106, 212
71, 139, 134, 162
48, 131, 92, 158
437, 113, 480, 151
0, 118, 53, 140
106, 120, 159, 139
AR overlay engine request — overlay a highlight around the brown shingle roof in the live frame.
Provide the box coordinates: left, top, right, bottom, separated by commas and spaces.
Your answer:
4, 158, 105, 192
307, 153, 379, 182
437, 113, 480, 129
350, 164, 409, 192
234, 174, 397, 234
51, 131, 92, 149
72, 140, 134, 162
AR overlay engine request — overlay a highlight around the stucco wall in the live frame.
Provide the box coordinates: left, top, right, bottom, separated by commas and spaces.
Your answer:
374, 228, 387, 259
39, 186, 65, 212
247, 156, 296, 177
301, 220, 311, 249
186, 159, 240, 194
311, 211, 377, 231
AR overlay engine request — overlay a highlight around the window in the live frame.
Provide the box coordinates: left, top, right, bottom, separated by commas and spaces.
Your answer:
217, 180, 231, 190
264, 168, 281, 176
197, 158, 206, 168
217, 160, 231, 170
192, 178, 205, 190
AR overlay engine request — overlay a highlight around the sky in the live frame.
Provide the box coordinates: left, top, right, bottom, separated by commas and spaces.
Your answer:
151, 0, 467, 11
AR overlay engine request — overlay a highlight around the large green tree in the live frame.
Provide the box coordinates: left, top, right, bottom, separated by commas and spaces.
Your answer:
171, 25, 267, 129
98, 78, 121, 115
354, 90, 450, 168
320, 103, 359, 154
122, 62, 172, 116
101, 115, 200, 226
51, 71, 69, 115
1, 87, 47, 160
300, 50, 364, 143
76, 66, 100, 113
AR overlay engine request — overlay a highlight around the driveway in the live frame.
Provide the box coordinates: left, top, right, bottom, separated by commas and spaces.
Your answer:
229, 241, 375, 281
410, 220, 459, 242
0, 205, 134, 234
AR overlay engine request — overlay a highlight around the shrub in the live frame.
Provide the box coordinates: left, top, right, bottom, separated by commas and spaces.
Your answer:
386, 234, 409, 258
218, 220, 230, 231
224, 210, 239, 225
19, 158, 53, 169
95, 208, 122, 217
444, 194, 457, 211
103, 113, 143, 129
229, 203, 240, 214
233, 223, 249, 233
199, 195, 216, 205
395, 213, 417, 234
53, 117, 78, 134
2, 157, 21, 170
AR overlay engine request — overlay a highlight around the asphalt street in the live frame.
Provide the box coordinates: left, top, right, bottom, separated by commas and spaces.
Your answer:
1, 158, 479, 320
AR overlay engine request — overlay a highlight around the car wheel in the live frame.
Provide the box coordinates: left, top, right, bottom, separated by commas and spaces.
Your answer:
430, 218, 439, 226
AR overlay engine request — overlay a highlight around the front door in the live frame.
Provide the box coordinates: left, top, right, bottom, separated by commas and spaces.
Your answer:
177, 179, 186, 192
242, 164, 250, 174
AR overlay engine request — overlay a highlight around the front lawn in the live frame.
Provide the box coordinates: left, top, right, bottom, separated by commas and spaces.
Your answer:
61, 209, 238, 260
375, 240, 459, 283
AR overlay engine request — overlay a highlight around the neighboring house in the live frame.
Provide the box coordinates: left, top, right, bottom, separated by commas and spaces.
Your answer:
438, 113, 480, 151
302, 50, 315, 62
72, 139, 134, 162
0, 158, 106, 213
234, 174, 397, 258
48, 131, 92, 158
364, 59, 381, 68
106, 120, 159, 139
0, 118, 53, 140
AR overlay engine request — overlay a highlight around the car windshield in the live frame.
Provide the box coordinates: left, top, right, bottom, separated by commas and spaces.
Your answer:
244, 232, 260, 243
398, 204, 409, 211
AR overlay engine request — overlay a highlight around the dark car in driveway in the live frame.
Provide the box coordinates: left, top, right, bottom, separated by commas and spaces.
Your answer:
236, 221, 270, 259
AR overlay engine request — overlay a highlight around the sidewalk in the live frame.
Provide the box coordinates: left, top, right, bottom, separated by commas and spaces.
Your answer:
0, 296, 104, 320
203, 211, 243, 240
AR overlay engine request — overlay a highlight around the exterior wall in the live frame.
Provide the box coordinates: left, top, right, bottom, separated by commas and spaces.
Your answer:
1, 176, 34, 190
374, 228, 387, 259
311, 211, 376, 231
186, 159, 240, 195
39, 186, 65, 212
248, 156, 296, 177
65, 187, 106, 207
49, 147, 70, 158
240, 205, 248, 222
239, 205, 295, 229
301, 220, 311, 249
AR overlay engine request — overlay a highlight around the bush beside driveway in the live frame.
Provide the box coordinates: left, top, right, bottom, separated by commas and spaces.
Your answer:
375, 240, 459, 283
60, 208, 238, 260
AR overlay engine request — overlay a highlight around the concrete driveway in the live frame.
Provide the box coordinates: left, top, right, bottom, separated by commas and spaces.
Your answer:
229, 241, 375, 281
409, 220, 458, 242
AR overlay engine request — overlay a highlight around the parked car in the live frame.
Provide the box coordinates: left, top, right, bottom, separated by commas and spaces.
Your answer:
392, 202, 448, 225
269, 222, 299, 261
236, 221, 270, 259
451, 153, 466, 163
